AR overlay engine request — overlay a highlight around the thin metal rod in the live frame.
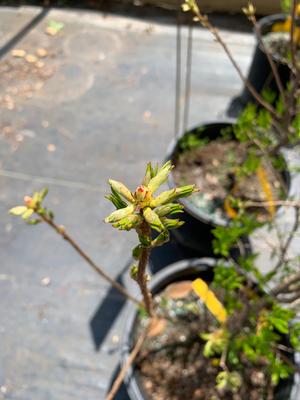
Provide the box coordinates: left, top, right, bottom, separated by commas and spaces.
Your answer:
174, 11, 182, 138
182, 21, 193, 135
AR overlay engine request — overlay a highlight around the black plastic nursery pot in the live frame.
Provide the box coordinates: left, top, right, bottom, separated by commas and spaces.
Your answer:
230, 14, 291, 115
120, 258, 297, 400
165, 121, 290, 256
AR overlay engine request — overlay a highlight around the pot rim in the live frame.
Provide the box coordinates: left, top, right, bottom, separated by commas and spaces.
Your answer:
256, 13, 295, 64
166, 120, 291, 228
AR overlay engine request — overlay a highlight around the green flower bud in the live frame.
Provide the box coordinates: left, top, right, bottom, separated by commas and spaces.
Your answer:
154, 203, 184, 217
104, 204, 134, 223
108, 179, 134, 203
24, 195, 35, 208
150, 189, 176, 207
174, 185, 197, 199
143, 207, 165, 232
151, 185, 196, 207
147, 161, 173, 194
112, 214, 142, 231
142, 162, 158, 186
161, 217, 184, 230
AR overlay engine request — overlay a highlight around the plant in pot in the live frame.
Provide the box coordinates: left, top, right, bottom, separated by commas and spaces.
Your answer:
166, 0, 300, 256
9, 162, 300, 399
229, 0, 300, 114
103, 165, 300, 399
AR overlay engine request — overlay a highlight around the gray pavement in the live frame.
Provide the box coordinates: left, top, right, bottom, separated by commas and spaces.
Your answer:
0, 6, 295, 400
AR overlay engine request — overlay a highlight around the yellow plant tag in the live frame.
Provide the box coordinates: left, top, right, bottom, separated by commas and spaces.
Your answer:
272, 15, 300, 45
192, 278, 227, 323
224, 197, 238, 219
256, 166, 275, 218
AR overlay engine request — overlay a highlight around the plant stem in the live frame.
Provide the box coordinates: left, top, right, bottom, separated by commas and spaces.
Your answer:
250, 15, 286, 107
244, 199, 300, 208
39, 212, 141, 306
290, 0, 298, 74
105, 325, 149, 400
137, 223, 155, 318
272, 207, 300, 274
191, 5, 279, 119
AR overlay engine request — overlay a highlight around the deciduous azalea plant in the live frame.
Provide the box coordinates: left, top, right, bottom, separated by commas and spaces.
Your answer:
9, 161, 300, 399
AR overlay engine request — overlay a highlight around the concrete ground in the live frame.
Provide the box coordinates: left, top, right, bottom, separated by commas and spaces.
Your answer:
0, 5, 299, 400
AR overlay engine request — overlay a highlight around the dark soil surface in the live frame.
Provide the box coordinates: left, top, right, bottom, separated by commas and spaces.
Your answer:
133, 282, 275, 400
172, 139, 283, 223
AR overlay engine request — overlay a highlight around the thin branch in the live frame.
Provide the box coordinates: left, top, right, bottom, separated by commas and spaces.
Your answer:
272, 270, 300, 296
272, 207, 300, 274
244, 199, 300, 208
190, 4, 279, 119
250, 14, 286, 106
277, 290, 300, 303
39, 213, 141, 306
106, 325, 149, 400
290, 0, 298, 74
219, 343, 229, 371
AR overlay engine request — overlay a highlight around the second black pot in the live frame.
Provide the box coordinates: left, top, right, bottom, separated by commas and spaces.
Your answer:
165, 120, 290, 256
228, 14, 291, 117
166, 121, 245, 256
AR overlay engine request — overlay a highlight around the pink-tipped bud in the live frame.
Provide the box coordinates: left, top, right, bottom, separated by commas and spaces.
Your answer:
24, 196, 33, 207
134, 185, 151, 204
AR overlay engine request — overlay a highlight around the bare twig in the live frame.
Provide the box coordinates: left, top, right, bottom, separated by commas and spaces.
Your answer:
244, 199, 300, 208
189, 3, 279, 119
250, 14, 286, 106
106, 325, 149, 400
271, 207, 300, 274
290, 0, 298, 74
272, 270, 300, 296
39, 213, 141, 306
219, 343, 229, 371
277, 290, 300, 303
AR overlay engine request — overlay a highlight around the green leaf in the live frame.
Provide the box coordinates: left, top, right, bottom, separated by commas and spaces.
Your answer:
143, 207, 165, 232
47, 20, 64, 33
151, 230, 169, 247
39, 188, 48, 201
22, 209, 34, 220
9, 206, 27, 216
290, 322, 300, 350
132, 245, 142, 259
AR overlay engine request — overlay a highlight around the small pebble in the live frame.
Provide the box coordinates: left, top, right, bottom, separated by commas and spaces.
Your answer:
112, 335, 119, 344
47, 144, 56, 152
41, 277, 51, 286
